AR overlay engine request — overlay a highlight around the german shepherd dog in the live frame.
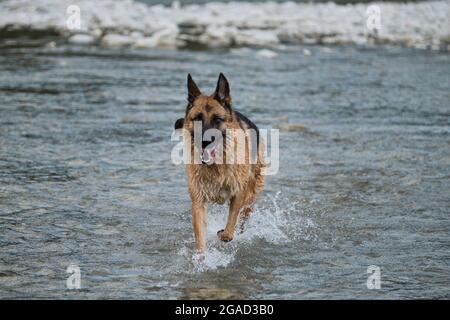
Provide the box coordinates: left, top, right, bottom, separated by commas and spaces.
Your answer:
174, 73, 265, 252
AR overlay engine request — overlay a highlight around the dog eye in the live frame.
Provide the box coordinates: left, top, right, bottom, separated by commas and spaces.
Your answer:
213, 117, 224, 125
191, 114, 203, 122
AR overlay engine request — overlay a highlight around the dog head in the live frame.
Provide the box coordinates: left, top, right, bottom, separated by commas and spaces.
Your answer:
175, 73, 233, 164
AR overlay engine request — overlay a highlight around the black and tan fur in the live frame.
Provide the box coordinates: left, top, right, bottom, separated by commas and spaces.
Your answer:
175, 73, 265, 252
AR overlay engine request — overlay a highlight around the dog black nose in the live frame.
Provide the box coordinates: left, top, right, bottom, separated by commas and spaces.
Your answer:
202, 136, 215, 149
202, 140, 210, 149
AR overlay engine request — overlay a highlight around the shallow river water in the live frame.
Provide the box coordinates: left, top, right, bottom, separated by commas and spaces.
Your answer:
0, 40, 449, 298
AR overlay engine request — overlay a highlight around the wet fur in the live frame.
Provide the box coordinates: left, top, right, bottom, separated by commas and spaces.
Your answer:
176, 73, 265, 251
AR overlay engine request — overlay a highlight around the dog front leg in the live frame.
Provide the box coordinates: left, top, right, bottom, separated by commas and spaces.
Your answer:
192, 201, 208, 252
217, 193, 246, 242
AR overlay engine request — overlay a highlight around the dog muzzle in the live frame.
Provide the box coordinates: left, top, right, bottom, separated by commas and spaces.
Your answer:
201, 146, 217, 165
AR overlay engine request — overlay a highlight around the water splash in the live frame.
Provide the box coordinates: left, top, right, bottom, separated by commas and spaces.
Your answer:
177, 192, 316, 272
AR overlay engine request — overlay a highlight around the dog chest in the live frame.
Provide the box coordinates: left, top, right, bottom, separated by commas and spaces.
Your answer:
189, 164, 250, 204
194, 174, 237, 204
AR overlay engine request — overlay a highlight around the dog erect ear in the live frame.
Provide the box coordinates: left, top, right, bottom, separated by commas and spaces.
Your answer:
174, 118, 184, 130
213, 73, 231, 110
187, 74, 201, 104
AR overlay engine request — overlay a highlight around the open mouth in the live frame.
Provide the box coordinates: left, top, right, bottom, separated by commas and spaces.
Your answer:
200, 145, 217, 165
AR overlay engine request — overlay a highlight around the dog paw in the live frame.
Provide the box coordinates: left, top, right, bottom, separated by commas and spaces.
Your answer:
217, 229, 233, 242
192, 251, 205, 262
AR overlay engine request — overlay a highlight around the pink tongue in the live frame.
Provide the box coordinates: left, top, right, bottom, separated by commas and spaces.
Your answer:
202, 147, 216, 164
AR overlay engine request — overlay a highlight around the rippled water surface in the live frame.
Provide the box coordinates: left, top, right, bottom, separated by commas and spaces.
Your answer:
0, 42, 449, 299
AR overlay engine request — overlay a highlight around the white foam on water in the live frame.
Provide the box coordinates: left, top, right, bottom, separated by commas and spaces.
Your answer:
175, 245, 236, 273
0, 0, 449, 51
176, 192, 316, 273
256, 49, 278, 59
